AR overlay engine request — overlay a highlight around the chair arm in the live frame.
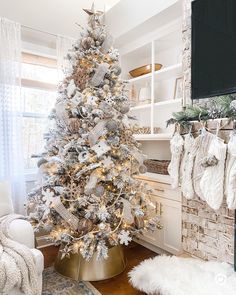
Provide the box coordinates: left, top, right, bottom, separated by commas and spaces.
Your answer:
9, 219, 35, 249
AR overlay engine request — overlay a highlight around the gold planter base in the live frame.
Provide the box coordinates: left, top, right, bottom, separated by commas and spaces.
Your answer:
54, 245, 126, 281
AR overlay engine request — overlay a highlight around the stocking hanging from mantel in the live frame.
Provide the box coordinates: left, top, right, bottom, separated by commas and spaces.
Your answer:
200, 136, 227, 210
226, 132, 236, 210
168, 131, 184, 189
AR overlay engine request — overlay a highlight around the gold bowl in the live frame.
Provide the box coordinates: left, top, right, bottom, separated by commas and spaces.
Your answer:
129, 63, 162, 78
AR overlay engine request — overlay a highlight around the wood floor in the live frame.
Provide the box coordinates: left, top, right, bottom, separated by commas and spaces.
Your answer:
40, 242, 157, 295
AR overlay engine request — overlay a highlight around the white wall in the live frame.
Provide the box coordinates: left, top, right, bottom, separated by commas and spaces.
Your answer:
0, 0, 120, 41
106, 0, 180, 39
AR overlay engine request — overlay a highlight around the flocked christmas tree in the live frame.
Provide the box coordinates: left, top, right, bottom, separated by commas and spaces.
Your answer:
27, 5, 161, 260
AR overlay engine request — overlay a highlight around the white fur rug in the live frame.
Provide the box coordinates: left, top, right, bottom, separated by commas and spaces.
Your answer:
129, 255, 236, 295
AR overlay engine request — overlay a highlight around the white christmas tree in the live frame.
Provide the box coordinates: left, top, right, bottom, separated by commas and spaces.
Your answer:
27, 5, 161, 260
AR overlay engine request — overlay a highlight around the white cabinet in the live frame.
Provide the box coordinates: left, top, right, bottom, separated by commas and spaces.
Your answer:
137, 176, 182, 255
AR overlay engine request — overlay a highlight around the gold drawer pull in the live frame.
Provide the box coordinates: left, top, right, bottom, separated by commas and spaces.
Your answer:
160, 203, 164, 216
155, 188, 164, 193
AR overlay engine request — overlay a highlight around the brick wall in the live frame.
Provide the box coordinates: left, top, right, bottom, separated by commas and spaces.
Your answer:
182, 0, 234, 264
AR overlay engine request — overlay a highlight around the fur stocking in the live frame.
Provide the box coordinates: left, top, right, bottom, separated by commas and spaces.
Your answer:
168, 132, 184, 189
200, 137, 227, 210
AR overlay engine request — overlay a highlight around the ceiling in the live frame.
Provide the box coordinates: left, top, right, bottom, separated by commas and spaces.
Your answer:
0, 0, 120, 40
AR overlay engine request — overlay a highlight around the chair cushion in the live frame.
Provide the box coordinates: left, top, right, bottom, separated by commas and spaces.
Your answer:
0, 181, 14, 217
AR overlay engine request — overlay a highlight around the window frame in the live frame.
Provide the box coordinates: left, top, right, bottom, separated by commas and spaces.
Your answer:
21, 52, 57, 180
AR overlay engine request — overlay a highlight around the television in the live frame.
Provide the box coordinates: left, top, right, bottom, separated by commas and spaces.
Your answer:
191, 0, 236, 100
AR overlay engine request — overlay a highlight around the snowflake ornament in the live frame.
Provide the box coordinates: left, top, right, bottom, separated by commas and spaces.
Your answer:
42, 189, 55, 206
92, 140, 111, 157
87, 95, 98, 106
118, 230, 132, 246
101, 156, 113, 168
97, 206, 110, 221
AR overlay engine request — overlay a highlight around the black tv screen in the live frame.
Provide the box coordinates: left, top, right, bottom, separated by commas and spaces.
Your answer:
191, 0, 236, 99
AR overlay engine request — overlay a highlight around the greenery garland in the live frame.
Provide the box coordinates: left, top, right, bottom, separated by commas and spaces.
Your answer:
167, 94, 236, 128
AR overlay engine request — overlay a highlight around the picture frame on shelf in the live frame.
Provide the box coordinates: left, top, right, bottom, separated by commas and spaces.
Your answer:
174, 77, 183, 100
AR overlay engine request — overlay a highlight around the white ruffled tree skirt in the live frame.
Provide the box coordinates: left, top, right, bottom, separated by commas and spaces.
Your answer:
129, 256, 236, 295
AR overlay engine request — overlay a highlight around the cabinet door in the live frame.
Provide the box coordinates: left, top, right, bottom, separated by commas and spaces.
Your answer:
159, 197, 182, 255
140, 195, 182, 255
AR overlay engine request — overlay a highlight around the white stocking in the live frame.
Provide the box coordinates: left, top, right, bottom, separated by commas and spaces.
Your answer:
226, 133, 236, 209
181, 133, 195, 199
168, 132, 184, 189
193, 131, 214, 200
200, 136, 227, 210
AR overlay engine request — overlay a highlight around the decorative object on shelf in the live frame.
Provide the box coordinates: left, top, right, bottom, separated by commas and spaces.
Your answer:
144, 159, 170, 175
129, 84, 138, 106
133, 126, 160, 134
138, 83, 151, 104
129, 64, 162, 78
167, 94, 236, 128
27, 4, 162, 278
174, 77, 183, 99
55, 245, 126, 281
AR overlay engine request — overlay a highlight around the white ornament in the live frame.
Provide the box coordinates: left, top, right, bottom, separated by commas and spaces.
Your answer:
67, 79, 77, 98
101, 34, 114, 53
42, 189, 55, 206
87, 95, 98, 106
92, 141, 111, 158
78, 151, 90, 163
101, 156, 113, 168
118, 230, 132, 246
71, 91, 82, 105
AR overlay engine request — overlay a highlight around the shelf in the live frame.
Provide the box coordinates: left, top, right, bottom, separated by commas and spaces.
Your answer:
126, 72, 152, 83
154, 63, 182, 80
131, 98, 182, 111
134, 133, 172, 141
154, 98, 182, 107
127, 63, 182, 84
131, 103, 151, 111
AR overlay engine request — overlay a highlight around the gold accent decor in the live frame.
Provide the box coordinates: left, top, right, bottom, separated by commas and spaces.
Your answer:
54, 245, 126, 281
129, 63, 162, 78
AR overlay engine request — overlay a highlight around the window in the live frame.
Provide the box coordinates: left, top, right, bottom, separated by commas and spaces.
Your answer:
21, 53, 58, 175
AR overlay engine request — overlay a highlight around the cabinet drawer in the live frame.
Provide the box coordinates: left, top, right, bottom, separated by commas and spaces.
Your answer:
142, 179, 181, 202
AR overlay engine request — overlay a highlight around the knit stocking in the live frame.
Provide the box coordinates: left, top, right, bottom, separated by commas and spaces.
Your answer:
181, 133, 195, 199
200, 137, 227, 210
168, 132, 184, 189
226, 133, 236, 209
193, 131, 214, 200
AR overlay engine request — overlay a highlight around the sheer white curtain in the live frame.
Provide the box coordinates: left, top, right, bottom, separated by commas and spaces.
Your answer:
0, 18, 26, 214
56, 35, 75, 80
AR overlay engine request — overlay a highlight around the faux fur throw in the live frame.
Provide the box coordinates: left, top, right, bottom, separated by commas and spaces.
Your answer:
0, 214, 40, 295
129, 255, 236, 295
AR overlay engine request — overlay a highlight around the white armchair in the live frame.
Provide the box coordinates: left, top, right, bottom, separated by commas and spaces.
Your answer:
0, 181, 44, 295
